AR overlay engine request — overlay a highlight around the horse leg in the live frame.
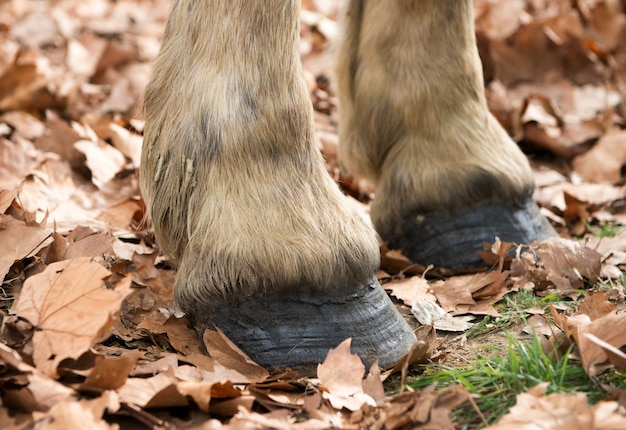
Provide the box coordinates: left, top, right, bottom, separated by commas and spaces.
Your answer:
336, 0, 555, 269
140, 0, 416, 371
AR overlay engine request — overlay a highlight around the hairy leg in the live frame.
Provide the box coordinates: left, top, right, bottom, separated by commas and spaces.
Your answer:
140, 0, 415, 370
336, 0, 554, 269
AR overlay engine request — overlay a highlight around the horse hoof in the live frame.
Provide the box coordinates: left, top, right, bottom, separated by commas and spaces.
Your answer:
188, 276, 417, 373
389, 197, 555, 269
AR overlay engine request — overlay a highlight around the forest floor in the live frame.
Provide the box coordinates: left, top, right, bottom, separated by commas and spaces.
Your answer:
1, 0, 626, 428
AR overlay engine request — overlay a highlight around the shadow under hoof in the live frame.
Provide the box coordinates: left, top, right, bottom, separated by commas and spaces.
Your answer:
389, 197, 556, 270
189, 277, 417, 374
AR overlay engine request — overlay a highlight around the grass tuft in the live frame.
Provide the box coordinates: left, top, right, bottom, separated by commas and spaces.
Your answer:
410, 332, 603, 428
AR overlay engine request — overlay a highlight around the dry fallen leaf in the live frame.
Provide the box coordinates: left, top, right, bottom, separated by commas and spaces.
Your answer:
1, 0, 626, 428
430, 271, 509, 317
385, 275, 436, 306
11, 258, 133, 377
203, 328, 270, 383
484, 383, 626, 429
31, 391, 120, 430
82, 350, 143, 391
317, 338, 377, 412
512, 237, 602, 297
573, 129, 626, 183
0, 343, 75, 413
556, 310, 626, 376
411, 300, 475, 332
0, 213, 52, 281
116, 367, 188, 409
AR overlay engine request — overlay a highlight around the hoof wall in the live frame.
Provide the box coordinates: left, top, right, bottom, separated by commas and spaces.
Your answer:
389, 198, 555, 269
189, 277, 417, 373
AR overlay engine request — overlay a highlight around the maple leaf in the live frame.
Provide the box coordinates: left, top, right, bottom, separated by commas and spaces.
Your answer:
11, 257, 133, 378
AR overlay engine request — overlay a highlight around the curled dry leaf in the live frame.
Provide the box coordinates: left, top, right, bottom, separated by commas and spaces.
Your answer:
484, 382, 626, 430
585, 334, 626, 372
0, 213, 52, 281
177, 378, 242, 413
555, 309, 626, 376
430, 271, 509, 317
512, 237, 602, 296
74, 139, 127, 189
411, 300, 474, 332
0, 343, 75, 413
11, 257, 133, 378
203, 328, 270, 383
573, 129, 626, 184
366, 385, 468, 430
226, 407, 342, 430
43, 227, 115, 263
31, 391, 120, 430
116, 367, 188, 409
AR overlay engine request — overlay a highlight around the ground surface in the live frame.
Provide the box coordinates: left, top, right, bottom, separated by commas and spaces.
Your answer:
1, 0, 626, 428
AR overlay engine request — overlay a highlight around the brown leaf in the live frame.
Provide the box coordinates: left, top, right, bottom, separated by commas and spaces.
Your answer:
523, 314, 562, 338
485, 383, 626, 429
0, 50, 58, 112
556, 310, 626, 376
515, 237, 602, 297
12, 258, 133, 377
164, 315, 207, 356
82, 351, 143, 391
97, 197, 143, 230
317, 338, 375, 411
0, 138, 40, 191
537, 237, 602, 289
203, 328, 269, 383
226, 407, 341, 429
477, 238, 516, 269
380, 385, 468, 430
362, 361, 386, 405
572, 129, 626, 183
0, 343, 75, 413
579, 291, 617, 320
430, 276, 476, 313
178, 378, 242, 413
386, 326, 437, 376
130, 354, 179, 377
585, 334, 626, 372
384, 275, 435, 306
31, 391, 120, 430
44, 228, 115, 263
74, 139, 126, 189
0, 214, 52, 281
32, 112, 85, 169
0, 189, 18, 213
116, 368, 188, 409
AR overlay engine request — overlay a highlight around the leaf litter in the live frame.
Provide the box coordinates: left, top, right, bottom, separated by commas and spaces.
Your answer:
0, 0, 626, 428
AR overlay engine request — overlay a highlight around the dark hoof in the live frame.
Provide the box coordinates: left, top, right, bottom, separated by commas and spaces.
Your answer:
389, 197, 555, 269
189, 277, 416, 373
